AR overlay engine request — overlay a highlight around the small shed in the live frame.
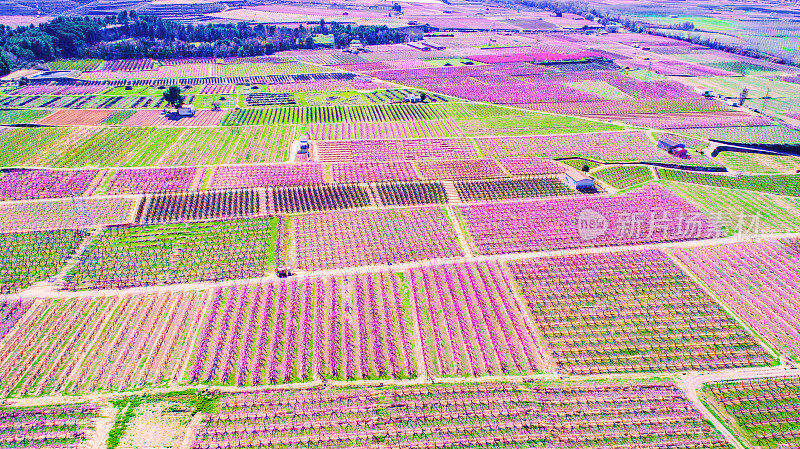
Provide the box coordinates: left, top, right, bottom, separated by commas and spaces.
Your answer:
349, 39, 365, 51
298, 142, 310, 157
177, 104, 196, 116
658, 135, 687, 158
564, 170, 594, 190
404, 93, 422, 103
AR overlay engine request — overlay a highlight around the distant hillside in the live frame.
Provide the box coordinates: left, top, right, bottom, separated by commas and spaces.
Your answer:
68, 0, 226, 22
0, 0, 94, 16
0, 0, 226, 22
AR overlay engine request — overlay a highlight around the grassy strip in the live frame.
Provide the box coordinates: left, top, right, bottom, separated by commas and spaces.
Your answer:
107, 397, 141, 449
697, 394, 751, 449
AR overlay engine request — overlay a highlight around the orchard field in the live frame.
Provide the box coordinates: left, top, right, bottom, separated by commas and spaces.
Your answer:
1, 15, 800, 449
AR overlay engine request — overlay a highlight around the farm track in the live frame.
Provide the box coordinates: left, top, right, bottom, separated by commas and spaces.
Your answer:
178, 413, 205, 449
4, 42, 800, 449
86, 405, 116, 449
8, 229, 800, 300
6, 363, 798, 418
677, 367, 800, 449
24, 228, 102, 295
444, 205, 473, 257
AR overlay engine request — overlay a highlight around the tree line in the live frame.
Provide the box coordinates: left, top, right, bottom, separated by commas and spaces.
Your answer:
514, 0, 796, 67
0, 12, 410, 74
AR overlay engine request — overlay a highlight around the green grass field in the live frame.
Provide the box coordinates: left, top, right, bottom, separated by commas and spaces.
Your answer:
557, 158, 602, 171
623, 69, 668, 81
457, 114, 622, 136
192, 94, 240, 109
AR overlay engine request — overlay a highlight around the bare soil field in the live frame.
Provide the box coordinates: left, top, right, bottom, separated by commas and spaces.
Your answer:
0, 15, 53, 26
121, 109, 226, 127
37, 109, 114, 126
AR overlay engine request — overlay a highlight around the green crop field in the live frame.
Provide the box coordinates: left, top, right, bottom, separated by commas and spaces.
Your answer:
705, 62, 777, 75
53, 127, 184, 167
47, 59, 104, 71
704, 378, 800, 448
101, 86, 168, 96
460, 103, 528, 117
0, 109, 51, 125
658, 168, 800, 196
592, 165, 654, 189
220, 103, 475, 125
715, 151, 800, 174
661, 180, 800, 234
567, 81, 632, 100
65, 218, 281, 290
686, 125, 800, 145
0, 230, 83, 294
0, 124, 298, 167
164, 125, 298, 164
427, 58, 484, 67
694, 76, 800, 100
17, 125, 297, 167
457, 114, 622, 136
643, 14, 736, 31
102, 110, 135, 125
0, 126, 91, 167
217, 61, 326, 76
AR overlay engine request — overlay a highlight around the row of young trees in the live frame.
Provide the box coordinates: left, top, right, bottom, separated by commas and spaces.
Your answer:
0, 12, 411, 72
